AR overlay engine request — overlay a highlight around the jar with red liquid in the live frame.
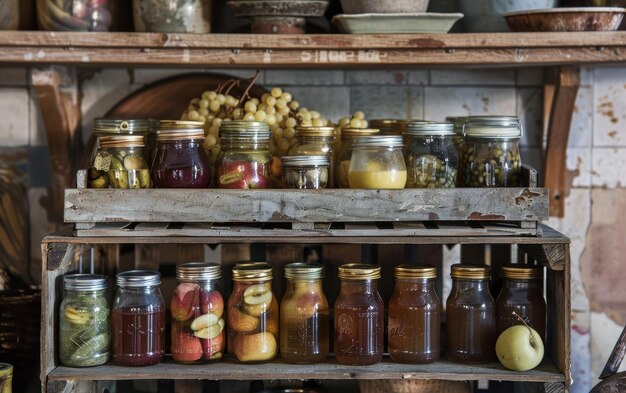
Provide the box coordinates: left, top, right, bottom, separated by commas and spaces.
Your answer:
334, 264, 384, 366
388, 264, 441, 364
112, 270, 165, 366
217, 121, 271, 189
151, 120, 210, 188
446, 264, 496, 364
496, 264, 546, 341
171, 263, 225, 363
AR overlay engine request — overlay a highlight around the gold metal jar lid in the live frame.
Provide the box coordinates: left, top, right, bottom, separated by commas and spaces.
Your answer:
296, 126, 335, 137
338, 263, 381, 280
157, 120, 205, 141
284, 263, 325, 280
394, 264, 437, 279
450, 264, 490, 279
232, 262, 273, 282
158, 120, 204, 131
369, 119, 404, 135
177, 262, 221, 281
341, 128, 380, 139
99, 135, 145, 148
501, 264, 543, 280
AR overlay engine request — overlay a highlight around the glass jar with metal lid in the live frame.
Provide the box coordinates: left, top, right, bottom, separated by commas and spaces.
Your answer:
334, 264, 384, 366
227, 262, 278, 363
335, 128, 379, 188
171, 263, 225, 364
369, 119, 404, 135
288, 126, 336, 187
112, 270, 165, 367
151, 120, 210, 188
496, 264, 546, 341
463, 116, 523, 187
59, 274, 109, 367
388, 264, 441, 364
446, 264, 496, 364
348, 135, 407, 189
90, 135, 151, 189
217, 121, 271, 189
404, 122, 458, 189
281, 155, 329, 189
0, 363, 12, 393
280, 263, 329, 364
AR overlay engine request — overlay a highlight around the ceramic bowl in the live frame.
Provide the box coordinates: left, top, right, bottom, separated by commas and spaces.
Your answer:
340, 0, 429, 14
504, 7, 625, 32
458, 0, 558, 32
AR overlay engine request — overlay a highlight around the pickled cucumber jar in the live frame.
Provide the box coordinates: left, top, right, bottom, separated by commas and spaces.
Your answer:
92, 118, 154, 166
280, 263, 329, 364
171, 263, 225, 364
281, 155, 329, 189
217, 121, 271, 189
404, 122, 458, 188
369, 119, 404, 135
348, 136, 407, 189
463, 116, 523, 187
227, 263, 278, 363
289, 126, 336, 187
335, 128, 379, 188
90, 135, 151, 189
59, 274, 109, 367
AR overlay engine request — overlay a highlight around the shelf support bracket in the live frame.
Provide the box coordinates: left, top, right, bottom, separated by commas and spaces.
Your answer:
543, 66, 580, 217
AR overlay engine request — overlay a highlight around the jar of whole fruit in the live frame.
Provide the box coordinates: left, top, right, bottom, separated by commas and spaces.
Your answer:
227, 263, 278, 363
59, 274, 109, 367
369, 119, 404, 135
446, 264, 496, 364
496, 265, 546, 342
289, 126, 336, 187
388, 264, 440, 364
112, 270, 165, 367
217, 121, 271, 189
348, 136, 407, 189
335, 264, 384, 365
280, 263, 329, 364
463, 116, 522, 187
171, 263, 225, 363
281, 155, 329, 189
335, 128, 379, 188
90, 135, 151, 189
152, 120, 210, 188
404, 122, 458, 188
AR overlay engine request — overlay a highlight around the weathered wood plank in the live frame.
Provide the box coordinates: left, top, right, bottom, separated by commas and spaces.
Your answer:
519, 244, 568, 271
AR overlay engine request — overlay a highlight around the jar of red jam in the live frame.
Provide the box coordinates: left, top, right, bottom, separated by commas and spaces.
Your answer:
217, 121, 271, 189
171, 263, 225, 363
151, 120, 210, 188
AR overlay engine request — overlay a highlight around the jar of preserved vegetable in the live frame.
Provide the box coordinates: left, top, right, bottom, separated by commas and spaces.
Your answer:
281, 155, 329, 189
217, 121, 271, 189
463, 116, 522, 187
133, 0, 211, 33
348, 136, 407, 189
0, 363, 12, 393
59, 274, 109, 367
171, 263, 225, 364
369, 119, 404, 135
335, 264, 384, 366
289, 126, 336, 187
335, 128, 379, 188
90, 135, 151, 189
280, 263, 329, 364
496, 265, 546, 341
388, 264, 440, 364
152, 121, 210, 188
92, 118, 155, 164
227, 263, 278, 363
404, 122, 458, 188
112, 270, 165, 367
446, 264, 496, 364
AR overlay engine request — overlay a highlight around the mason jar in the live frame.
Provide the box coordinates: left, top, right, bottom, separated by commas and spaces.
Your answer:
289, 126, 336, 187
59, 274, 109, 367
281, 155, 329, 189
171, 263, 225, 363
90, 135, 151, 189
133, 0, 211, 33
92, 118, 154, 166
335, 128, 379, 188
348, 136, 407, 189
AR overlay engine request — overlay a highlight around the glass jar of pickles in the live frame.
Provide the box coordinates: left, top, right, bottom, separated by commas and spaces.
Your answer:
59, 274, 109, 367
404, 122, 458, 188
334, 264, 384, 366
217, 121, 271, 189
348, 136, 407, 189
227, 263, 278, 363
171, 263, 225, 364
90, 135, 151, 189
388, 265, 441, 364
335, 128, 379, 188
281, 155, 329, 189
446, 264, 496, 364
152, 121, 210, 188
463, 116, 523, 187
92, 118, 154, 165
280, 263, 329, 364
289, 126, 336, 187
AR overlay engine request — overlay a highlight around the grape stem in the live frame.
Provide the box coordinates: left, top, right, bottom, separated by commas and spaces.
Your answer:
512, 311, 536, 343
224, 79, 240, 96
240, 70, 261, 104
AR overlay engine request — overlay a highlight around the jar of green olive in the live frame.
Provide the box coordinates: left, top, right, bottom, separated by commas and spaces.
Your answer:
281, 155, 330, 189
403, 121, 458, 188
90, 135, 151, 189
463, 116, 522, 187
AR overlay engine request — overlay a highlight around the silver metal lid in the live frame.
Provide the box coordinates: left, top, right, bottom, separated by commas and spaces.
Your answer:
116, 270, 161, 288
64, 274, 108, 291
463, 116, 522, 138
403, 121, 455, 136
281, 155, 329, 167
176, 262, 221, 281
351, 135, 404, 148
445, 116, 469, 135
94, 118, 153, 135
220, 121, 271, 139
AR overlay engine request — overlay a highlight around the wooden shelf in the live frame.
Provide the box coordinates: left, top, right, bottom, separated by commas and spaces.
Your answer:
2, 31, 626, 67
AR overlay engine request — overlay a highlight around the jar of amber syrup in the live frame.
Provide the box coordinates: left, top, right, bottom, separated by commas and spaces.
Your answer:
496, 264, 546, 341
446, 264, 495, 364
334, 264, 384, 366
280, 263, 329, 364
388, 264, 441, 364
